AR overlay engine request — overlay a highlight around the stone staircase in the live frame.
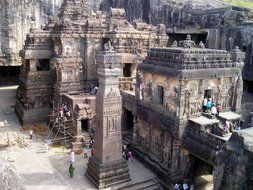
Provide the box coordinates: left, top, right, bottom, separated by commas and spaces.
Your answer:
122, 131, 133, 146
82, 132, 91, 147
195, 175, 213, 190
115, 178, 162, 190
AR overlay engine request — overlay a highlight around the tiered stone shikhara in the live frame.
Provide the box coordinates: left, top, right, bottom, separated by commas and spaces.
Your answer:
15, 0, 167, 126
86, 48, 130, 189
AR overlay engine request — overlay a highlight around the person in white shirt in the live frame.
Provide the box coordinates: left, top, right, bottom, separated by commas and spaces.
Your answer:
70, 150, 75, 163
203, 97, 208, 112
29, 130, 33, 140
183, 182, 189, 190
211, 104, 217, 115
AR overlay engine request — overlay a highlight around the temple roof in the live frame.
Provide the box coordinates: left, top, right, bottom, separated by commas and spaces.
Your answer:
57, 0, 92, 21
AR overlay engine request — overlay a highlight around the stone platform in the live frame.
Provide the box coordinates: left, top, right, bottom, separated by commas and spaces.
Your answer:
86, 156, 130, 189
15, 100, 50, 126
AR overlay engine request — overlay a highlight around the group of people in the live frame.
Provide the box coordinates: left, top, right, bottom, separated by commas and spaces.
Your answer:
223, 120, 241, 134
203, 96, 220, 116
174, 182, 194, 190
58, 103, 71, 120
122, 145, 133, 162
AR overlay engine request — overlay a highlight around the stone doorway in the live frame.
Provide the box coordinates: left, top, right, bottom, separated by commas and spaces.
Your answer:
204, 89, 212, 98
81, 119, 89, 132
0, 66, 20, 85
189, 155, 214, 189
123, 64, 132, 77
122, 109, 134, 145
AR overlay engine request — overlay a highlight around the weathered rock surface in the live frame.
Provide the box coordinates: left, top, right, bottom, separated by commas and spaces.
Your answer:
0, 157, 25, 190
0, 0, 64, 66
213, 129, 253, 190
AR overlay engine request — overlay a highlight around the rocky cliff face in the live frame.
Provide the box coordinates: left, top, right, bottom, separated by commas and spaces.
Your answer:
0, 0, 103, 66
0, 0, 64, 66
213, 130, 253, 190
100, 0, 234, 25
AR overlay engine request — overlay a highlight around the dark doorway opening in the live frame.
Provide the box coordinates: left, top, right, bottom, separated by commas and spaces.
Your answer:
157, 85, 164, 105
102, 38, 110, 48
0, 66, 20, 85
167, 33, 208, 47
36, 59, 50, 71
123, 64, 131, 77
122, 109, 134, 146
204, 89, 212, 98
244, 80, 253, 93
188, 155, 214, 189
81, 119, 89, 132
126, 110, 134, 131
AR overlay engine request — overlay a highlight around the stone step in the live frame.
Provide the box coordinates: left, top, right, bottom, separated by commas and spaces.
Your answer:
122, 134, 133, 145
198, 183, 213, 190
117, 178, 161, 190
195, 175, 213, 190
82, 132, 91, 147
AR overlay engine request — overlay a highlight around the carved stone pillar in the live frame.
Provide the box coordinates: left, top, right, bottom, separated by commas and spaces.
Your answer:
86, 49, 130, 189
171, 139, 180, 171
132, 116, 138, 146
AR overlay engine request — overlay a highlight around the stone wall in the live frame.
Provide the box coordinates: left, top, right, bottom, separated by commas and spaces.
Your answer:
213, 130, 253, 190
0, 0, 63, 66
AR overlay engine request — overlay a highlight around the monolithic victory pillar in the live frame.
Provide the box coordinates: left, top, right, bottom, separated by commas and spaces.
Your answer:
86, 44, 130, 189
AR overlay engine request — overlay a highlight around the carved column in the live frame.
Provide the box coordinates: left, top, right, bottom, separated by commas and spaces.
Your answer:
171, 139, 180, 171
230, 47, 245, 113
132, 116, 138, 146
86, 49, 130, 189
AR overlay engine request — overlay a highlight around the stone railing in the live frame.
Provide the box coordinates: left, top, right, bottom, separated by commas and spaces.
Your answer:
183, 127, 227, 165
121, 91, 135, 113
119, 77, 135, 92
186, 128, 226, 150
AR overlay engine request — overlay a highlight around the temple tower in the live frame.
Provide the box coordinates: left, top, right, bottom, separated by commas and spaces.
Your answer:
86, 43, 130, 189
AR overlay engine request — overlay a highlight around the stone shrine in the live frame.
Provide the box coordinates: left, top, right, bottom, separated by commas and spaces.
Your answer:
86, 45, 130, 189
133, 35, 245, 187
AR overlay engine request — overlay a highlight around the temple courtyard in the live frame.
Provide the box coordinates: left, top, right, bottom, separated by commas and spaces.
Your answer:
0, 85, 159, 190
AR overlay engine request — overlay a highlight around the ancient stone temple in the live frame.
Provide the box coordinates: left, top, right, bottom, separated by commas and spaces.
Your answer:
15, 0, 167, 126
133, 35, 245, 187
86, 46, 130, 189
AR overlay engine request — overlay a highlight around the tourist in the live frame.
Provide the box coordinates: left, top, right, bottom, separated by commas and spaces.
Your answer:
224, 120, 230, 133
69, 164, 75, 178
59, 107, 63, 117
44, 141, 49, 152
216, 103, 220, 115
235, 122, 241, 132
127, 151, 132, 162
190, 184, 194, 190
70, 150, 75, 163
174, 183, 181, 190
123, 144, 127, 151
122, 150, 126, 160
206, 98, 212, 111
63, 104, 68, 113
66, 110, 71, 117
91, 148, 95, 156
91, 86, 98, 95
83, 146, 88, 158
211, 104, 217, 115
29, 129, 33, 140
183, 182, 188, 190
203, 97, 208, 112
